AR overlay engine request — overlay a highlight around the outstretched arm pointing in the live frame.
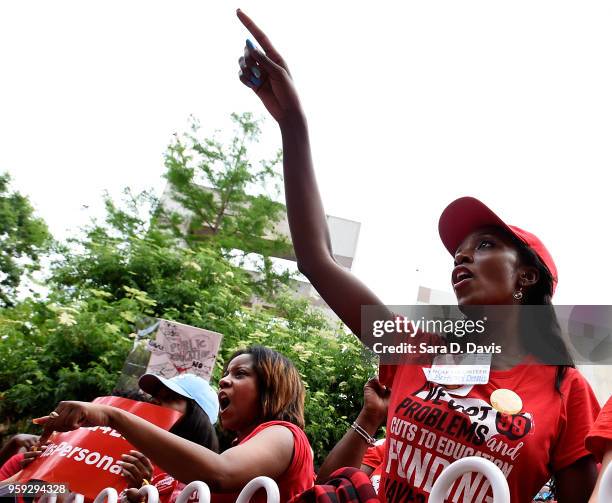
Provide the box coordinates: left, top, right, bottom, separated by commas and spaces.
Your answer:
236, 10, 390, 338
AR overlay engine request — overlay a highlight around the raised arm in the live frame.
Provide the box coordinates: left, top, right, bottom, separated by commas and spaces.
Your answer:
316, 378, 389, 483
237, 10, 391, 337
36, 402, 294, 492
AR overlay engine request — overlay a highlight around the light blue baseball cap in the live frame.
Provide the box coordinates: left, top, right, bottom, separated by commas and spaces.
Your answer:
138, 373, 219, 425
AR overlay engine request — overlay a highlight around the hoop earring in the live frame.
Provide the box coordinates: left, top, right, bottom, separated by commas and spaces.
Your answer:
513, 288, 523, 301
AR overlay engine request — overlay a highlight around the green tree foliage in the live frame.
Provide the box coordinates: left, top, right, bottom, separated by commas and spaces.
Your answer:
0, 114, 376, 464
163, 114, 288, 256
0, 173, 51, 306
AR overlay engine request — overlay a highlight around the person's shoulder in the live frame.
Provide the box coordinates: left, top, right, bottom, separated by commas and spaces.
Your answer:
555, 367, 600, 420
248, 421, 302, 443
255, 421, 309, 443
254, 420, 305, 432
525, 365, 591, 391
600, 395, 612, 414
241, 422, 298, 468
559, 367, 594, 392
585, 396, 612, 461
250, 421, 314, 465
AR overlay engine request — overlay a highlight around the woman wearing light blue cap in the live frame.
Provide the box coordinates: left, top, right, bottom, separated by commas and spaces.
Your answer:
139, 373, 220, 429
37, 346, 314, 502
119, 373, 220, 501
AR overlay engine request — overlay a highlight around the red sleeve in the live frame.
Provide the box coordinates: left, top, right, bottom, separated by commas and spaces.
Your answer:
585, 396, 612, 462
361, 441, 385, 469
550, 369, 601, 472
0, 452, 25, 479
279, 422, 314, 480
244, 420, 315, 491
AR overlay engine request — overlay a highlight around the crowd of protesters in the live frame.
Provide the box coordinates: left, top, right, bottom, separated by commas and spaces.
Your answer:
2, 8, 612, 503
3, 345, 314, 502
1, 367, 611, 501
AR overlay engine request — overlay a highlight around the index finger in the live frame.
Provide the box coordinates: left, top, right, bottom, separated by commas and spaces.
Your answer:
32, 415, 54, 443
236, 10, 273, 52
32, 415, 51, 425
236, 9, 288, 68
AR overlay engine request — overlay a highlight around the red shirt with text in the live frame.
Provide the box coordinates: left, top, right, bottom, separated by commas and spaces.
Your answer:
378, 362, 599, 503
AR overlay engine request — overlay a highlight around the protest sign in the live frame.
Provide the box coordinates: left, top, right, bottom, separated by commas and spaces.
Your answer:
145, 319, 222, 380
116, 319, 223, 392
18, 397, 181, 500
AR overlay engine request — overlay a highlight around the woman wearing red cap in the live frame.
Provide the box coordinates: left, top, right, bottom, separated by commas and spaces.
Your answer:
235, 9, 600, 502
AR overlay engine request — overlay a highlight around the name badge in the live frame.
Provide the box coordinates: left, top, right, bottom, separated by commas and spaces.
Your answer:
423, 353, 491, 385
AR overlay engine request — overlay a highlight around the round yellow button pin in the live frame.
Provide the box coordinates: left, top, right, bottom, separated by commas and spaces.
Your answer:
490, 388, 522, 415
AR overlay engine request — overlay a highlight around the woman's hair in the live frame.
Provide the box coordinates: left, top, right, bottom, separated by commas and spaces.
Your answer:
226, 345, 305, 429
506, 231, 575, 393
170, 398, 219, 453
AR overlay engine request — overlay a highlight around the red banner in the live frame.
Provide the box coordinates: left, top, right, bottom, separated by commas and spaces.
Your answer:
18, 397, 182, 500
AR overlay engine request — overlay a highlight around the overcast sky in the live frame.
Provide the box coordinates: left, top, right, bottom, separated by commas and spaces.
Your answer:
2, 1, 611, 306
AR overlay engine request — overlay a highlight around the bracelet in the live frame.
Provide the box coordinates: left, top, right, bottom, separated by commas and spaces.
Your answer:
141, 479, 150, 487
350, 421, 377, 446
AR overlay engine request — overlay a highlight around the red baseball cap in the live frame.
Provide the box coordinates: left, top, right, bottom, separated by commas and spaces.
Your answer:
438, 197, 558, 295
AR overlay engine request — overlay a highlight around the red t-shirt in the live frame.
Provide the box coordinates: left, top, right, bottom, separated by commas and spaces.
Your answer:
361, 439, 385, 494
0, 452, 25, 479
212, 421, 315, 503
378, 362, 599, 503
586, 396, 612, 462
144, 421, 314, 503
